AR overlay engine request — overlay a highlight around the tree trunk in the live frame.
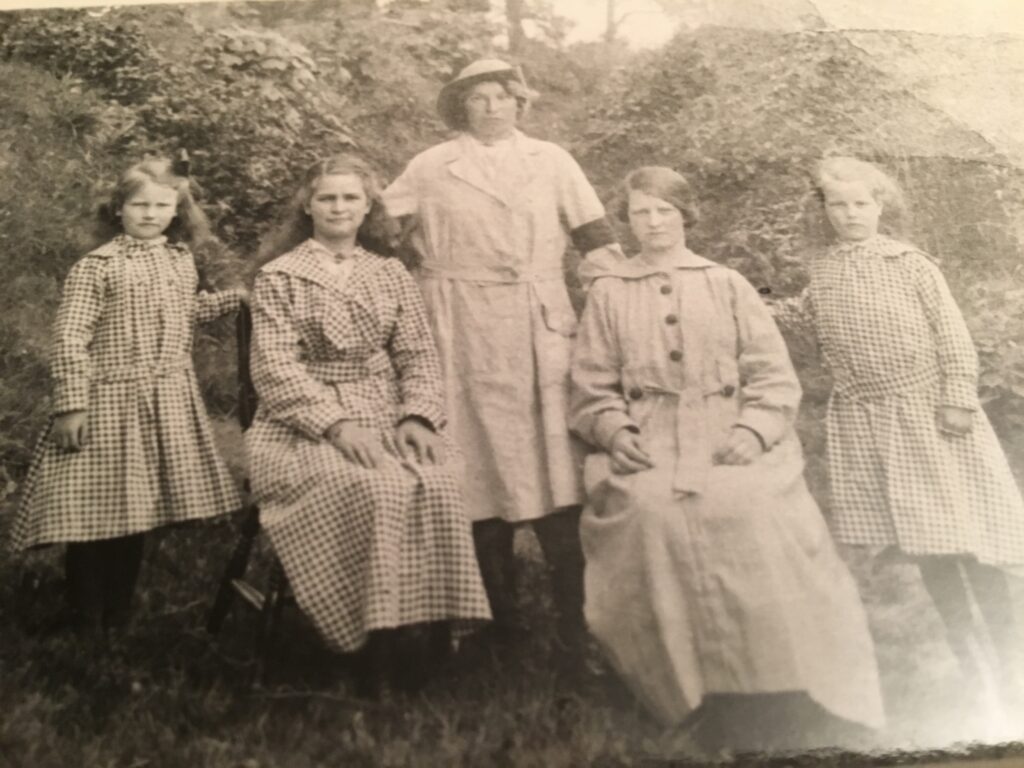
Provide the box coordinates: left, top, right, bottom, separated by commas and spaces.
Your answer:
507, 0, 526, 54
604, 0, 616, 43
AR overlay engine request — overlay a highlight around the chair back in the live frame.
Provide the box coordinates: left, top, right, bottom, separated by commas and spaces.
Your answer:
236, 302, 258, 431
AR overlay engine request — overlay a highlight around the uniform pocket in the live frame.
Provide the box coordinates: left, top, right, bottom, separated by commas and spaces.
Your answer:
540, 300, 578, 337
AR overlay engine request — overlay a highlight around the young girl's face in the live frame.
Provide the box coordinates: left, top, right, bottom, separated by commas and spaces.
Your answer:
119, 179, 179, 240
822, 180, 882, 242
305, 173, 371, 245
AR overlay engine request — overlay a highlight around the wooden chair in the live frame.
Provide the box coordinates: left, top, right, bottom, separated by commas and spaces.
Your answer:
206, 302, 289, 683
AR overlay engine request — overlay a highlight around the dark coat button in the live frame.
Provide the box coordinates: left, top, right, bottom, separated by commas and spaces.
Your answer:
665, 314, 678, 325
722, 384, 736, 397
628, 387, 643, 400
660, 285, 672, 295
669, 350, 682, 362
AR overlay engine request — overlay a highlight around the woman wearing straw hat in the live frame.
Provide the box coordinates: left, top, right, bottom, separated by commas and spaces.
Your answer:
383, 59, 620, 667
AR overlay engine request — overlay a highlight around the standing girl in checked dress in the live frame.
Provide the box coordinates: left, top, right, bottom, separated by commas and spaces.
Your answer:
778, 156, 1024, 720
9, 156, 244, 634
248, 155, 490, 697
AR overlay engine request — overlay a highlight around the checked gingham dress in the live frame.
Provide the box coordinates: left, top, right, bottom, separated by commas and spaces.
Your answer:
777, 235, 1024, 567
247, 240, 491, 652
9, 235, 243, 550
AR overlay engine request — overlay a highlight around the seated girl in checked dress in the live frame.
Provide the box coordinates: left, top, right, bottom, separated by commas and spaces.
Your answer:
8, 156, 244, 635
776, 156, 1024, 726
247, 155, 490, 697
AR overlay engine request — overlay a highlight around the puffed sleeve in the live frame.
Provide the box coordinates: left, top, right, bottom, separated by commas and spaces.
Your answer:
768, 286, 816, 338
731, 272, 803, 448
552, 146, 616, 255
385, 262, 447, 431
570, 278, 638, 449
381, 155, 420, 220
195, 288, 246, 324
51, 256, 106, 414
249, 272, 350, 439
908, 254, 979, 411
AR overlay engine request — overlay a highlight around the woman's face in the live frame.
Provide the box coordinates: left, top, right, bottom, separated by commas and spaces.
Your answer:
628, 189, 686, 254
464, 80, 518, 142
822, 179, 882, 242
305, 173, 371, 245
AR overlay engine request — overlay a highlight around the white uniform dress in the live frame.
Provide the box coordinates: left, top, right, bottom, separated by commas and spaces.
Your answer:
246, 240, 491, 651
383, 130, 613, 522
10, 235, 242, 550
570, 249, 884, 730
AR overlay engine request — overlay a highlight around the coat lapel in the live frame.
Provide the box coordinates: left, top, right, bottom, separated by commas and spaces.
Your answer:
445, 134, 507, 206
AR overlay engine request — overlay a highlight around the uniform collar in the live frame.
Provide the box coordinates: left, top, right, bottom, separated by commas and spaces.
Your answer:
580, 246, 717, 288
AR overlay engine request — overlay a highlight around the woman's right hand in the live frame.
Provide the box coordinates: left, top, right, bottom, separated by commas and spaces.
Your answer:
609, 427, 654, 474
52, 410, 89, 452
325, 420, 383, 469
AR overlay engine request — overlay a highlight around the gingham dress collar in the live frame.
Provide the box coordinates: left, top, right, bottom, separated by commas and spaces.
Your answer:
829, 235, 916, 259
88, 234, 188, 259
263, 239, 381, 296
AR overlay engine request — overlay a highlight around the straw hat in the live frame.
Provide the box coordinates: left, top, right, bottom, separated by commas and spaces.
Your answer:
436, 58, 535, 130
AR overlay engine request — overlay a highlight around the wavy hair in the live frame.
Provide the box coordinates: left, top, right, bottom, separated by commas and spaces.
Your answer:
616, 166, 700, 229
258, 154, 397, 265
95, 155, 212, 247
809, 156, 908, 241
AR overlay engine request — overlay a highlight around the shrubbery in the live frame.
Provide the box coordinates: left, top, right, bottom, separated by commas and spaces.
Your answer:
1, 7, 1022, 489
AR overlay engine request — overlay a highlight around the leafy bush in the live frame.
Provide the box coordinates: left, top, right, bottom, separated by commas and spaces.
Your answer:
581, 27, 1024, 422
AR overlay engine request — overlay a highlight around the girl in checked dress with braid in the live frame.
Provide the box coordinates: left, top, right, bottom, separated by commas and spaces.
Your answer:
247, 155, 490, 698
778, 156, 1024, 726
8, 156, 244, 635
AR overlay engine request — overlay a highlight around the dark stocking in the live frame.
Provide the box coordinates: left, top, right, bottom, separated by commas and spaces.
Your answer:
534, 506, 586, 654
64, 542, 105, 630
100, 533, 146, 628
472, 518, 519, 639
919, 556, 984, 681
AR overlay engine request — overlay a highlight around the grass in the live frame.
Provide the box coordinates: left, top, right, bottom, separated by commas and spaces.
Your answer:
3, 367, 1024, 767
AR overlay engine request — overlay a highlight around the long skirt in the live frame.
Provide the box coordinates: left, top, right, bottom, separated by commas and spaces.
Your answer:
581, 438, 885, 730
249, 419, 491, 651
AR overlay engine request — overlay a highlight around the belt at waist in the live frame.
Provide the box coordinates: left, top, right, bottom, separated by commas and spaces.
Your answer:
305, 352, 392, 383
833, 361, 939, 402
95, 358, 191, 383
418, 263, 564, 284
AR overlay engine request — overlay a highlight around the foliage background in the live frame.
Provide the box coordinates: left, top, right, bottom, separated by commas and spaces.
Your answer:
0, 1, 1023, 764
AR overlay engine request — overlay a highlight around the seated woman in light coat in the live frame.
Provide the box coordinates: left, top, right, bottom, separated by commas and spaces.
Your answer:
569, 166, 884, 752
247, 154, 491, 697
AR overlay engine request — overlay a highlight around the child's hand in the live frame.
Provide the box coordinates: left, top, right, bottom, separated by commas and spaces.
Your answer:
609, 427, 654, 474
938, 406, 973, 436
394, 419, 444, 465
325, 419, 382, 469
713, 427, 764, 466
52, 410, 89, 452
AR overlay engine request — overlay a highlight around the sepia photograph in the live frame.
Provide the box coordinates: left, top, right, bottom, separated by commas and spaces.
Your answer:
1, 0, 1024, 764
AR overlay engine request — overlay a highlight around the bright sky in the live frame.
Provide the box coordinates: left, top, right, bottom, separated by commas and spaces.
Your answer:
551, 0, 1024, 47
1, 0, 1023, 43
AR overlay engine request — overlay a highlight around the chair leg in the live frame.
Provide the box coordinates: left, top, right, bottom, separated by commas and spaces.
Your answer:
207, 505, 260, 634
256, 557, 287, 686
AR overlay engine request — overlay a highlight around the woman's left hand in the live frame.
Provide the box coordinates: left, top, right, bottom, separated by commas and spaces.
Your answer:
395, 419, 444, 465
938, 405, 973, 436
713, 427, 764, 466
